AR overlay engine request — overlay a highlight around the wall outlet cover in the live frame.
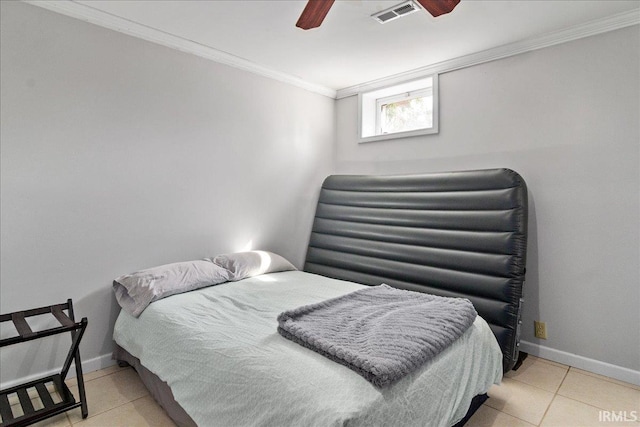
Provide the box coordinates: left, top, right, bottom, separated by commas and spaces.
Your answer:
534, 321, 548, 339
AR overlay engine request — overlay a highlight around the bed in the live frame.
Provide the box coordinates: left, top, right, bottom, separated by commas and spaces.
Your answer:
112, 168, 528, 427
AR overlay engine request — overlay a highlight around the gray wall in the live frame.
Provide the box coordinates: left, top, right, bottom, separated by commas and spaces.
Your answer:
0, 1, 334, 384
335, 26, 640, 372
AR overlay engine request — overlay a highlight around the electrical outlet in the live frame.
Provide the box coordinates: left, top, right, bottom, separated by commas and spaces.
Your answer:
534, 321, 547, 339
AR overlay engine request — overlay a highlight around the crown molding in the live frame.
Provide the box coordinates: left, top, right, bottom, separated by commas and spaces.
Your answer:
23, 1, 638, 101
335, 9, 640, 99
23, 0, 338, 99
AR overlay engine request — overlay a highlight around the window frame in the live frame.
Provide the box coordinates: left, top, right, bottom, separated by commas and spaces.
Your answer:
358, 74, 439, 143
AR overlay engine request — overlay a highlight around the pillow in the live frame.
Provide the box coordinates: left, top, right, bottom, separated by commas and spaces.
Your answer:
113, 260, 231, 317
209, 251, 297, 281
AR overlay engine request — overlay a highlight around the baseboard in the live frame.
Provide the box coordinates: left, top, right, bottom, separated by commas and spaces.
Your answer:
0, 353, 116, 390
520, 341, 640, 386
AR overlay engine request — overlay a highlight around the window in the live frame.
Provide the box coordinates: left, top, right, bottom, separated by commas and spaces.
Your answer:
377, 88, 433, 135
358, 75, 438, 143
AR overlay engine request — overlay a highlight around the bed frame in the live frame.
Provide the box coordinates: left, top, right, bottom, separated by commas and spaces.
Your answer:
304, 168, 528, 372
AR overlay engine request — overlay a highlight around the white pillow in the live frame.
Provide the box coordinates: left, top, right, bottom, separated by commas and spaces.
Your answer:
210, 251, 297, 281
113, 260, 231, 317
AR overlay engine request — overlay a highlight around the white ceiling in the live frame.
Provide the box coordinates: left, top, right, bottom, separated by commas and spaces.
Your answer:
54, 1, 640, 92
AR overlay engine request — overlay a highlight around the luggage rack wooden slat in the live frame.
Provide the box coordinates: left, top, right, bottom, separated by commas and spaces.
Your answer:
0, 300, 88, 427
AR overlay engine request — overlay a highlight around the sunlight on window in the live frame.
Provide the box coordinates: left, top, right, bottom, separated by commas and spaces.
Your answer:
359, 75, 438, 142
379, 93, 433, 134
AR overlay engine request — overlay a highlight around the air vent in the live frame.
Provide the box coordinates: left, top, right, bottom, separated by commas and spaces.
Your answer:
372, 1, 420, 24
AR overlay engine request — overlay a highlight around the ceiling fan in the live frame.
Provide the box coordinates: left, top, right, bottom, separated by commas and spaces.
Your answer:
296, 0, 461, 30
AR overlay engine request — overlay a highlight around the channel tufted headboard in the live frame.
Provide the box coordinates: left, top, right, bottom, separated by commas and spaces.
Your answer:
303, 168, 528, 372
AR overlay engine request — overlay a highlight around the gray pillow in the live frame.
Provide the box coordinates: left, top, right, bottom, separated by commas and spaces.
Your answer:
210, 251, 297, 281
113, 260, 231, 317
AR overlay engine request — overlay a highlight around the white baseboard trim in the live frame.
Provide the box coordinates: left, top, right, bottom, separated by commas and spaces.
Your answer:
0, 353, 116, 390
520, 341, 640, 386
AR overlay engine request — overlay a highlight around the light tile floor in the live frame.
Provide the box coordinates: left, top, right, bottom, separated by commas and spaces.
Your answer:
4, 355, 639, 426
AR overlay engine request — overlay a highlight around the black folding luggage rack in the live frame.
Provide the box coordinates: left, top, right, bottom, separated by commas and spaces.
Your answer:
0, 300, 88, 427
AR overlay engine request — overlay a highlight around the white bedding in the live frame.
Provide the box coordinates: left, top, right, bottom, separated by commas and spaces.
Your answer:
113, 271, 503, 427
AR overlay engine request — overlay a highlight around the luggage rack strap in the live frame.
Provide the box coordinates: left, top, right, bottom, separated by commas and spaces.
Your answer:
0, 301, 86, 347
51, 306, 74, 328
10, 313, 34, 339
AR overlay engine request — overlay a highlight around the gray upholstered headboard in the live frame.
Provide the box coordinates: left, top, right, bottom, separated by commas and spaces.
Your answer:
303, 168, 528, 372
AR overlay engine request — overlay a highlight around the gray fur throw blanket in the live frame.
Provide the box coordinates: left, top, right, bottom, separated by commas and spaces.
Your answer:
277, 284, 477, 387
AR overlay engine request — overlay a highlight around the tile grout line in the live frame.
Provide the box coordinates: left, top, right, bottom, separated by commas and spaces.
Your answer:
68, 394, 153, 426
506, 371, 566, 394
68, 367, 144, 426
483, 361, 565, 427
568, 366, 640, 391
536, 363, 571, 426
558, 367, 640, 414
496, 406, 539, 426
482, 404, 537, 426
536, 356, 639, 391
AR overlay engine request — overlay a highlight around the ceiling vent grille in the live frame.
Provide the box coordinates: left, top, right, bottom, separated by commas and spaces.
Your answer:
372, 1, 420, 24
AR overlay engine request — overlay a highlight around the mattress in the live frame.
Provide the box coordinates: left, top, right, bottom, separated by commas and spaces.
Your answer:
113, 271, 503, 427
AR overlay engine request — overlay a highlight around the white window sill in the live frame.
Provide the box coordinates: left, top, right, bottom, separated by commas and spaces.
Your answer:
359, 126, 439, 143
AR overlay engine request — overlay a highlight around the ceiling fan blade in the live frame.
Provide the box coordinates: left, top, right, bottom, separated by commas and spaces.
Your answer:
296, 0, 336, 30
416, 0, 460, 17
